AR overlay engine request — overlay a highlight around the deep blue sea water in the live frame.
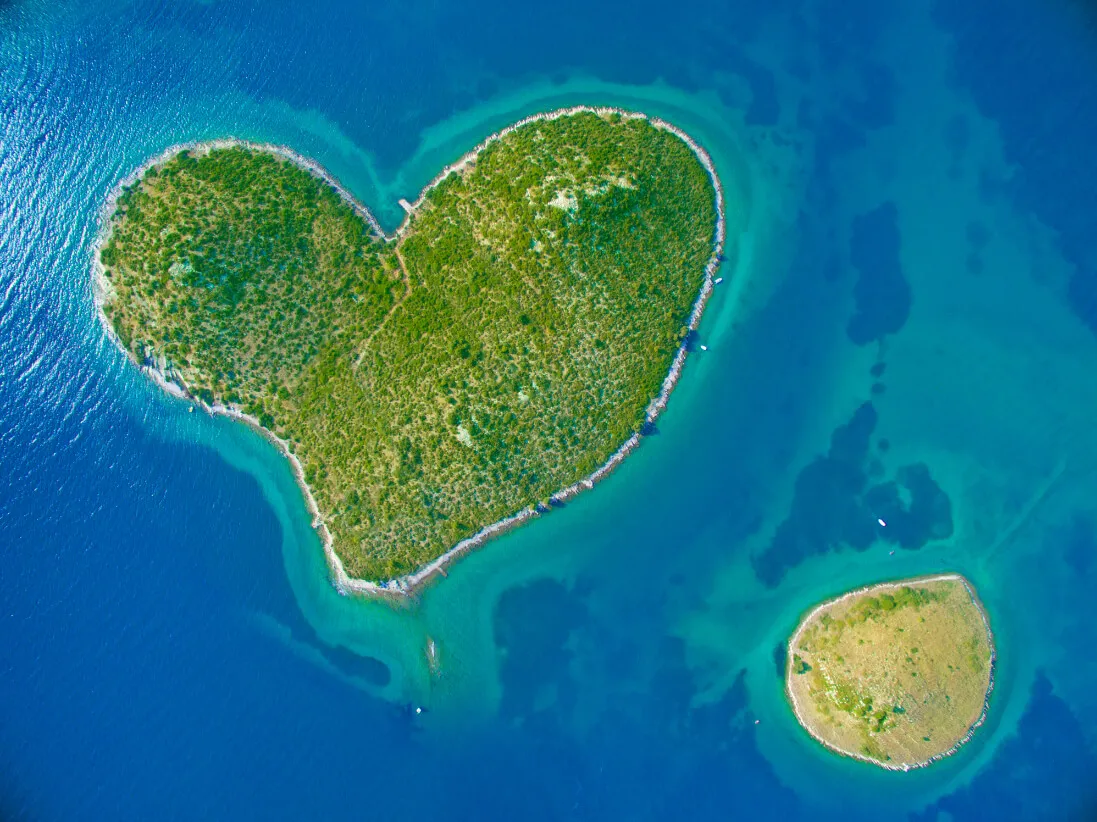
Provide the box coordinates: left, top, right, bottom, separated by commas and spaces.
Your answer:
3, 0, 1097, 819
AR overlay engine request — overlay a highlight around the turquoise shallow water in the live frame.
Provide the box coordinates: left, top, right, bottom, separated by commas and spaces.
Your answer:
2, 0, 1097, 819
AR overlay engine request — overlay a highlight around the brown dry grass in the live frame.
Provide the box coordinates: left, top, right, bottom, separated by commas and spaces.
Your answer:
786, 575, 993, 768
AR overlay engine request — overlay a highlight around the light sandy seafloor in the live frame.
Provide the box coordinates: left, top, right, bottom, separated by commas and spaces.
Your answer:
90, 105, 729, 599
785, 573, 997, 772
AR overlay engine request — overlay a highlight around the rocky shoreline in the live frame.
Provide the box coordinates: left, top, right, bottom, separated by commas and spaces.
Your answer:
90, 105, 728, 598
785, 573, 997, 772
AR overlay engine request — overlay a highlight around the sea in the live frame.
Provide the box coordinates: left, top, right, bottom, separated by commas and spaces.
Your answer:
2, 0, 1097, 819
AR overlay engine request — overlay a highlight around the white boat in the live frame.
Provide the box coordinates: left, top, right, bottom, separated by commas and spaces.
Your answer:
714, 277, 723, 285
700, 344, 708, 351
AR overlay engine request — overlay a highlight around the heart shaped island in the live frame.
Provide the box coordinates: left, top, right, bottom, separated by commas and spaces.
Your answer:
94, 108, 726, 593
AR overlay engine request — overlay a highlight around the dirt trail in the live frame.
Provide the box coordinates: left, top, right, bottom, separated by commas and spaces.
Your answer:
354, 245, 413, 368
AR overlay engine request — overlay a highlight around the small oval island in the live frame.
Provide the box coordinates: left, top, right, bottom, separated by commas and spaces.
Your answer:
786, 574, 994, 770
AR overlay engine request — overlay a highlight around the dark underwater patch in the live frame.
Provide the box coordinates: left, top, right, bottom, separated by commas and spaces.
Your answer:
912, 672, 1097, 822
815, 0, 895, 70
844, 60, 896, 131
752, 401, 953, 587
317, 643, 391, 688
933, 0, 1097, 337
773, 641, 788, 681
649, 669, 804, 819
493, 577, 589, 724
847, 202, 912, 346
862, 463, 954, 550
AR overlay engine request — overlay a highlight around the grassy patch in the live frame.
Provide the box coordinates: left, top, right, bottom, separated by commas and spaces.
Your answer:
787, 577, 993, 768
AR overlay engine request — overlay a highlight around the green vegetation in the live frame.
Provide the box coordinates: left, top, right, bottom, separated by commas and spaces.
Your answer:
786, 575, 994, 769
99, 112, 718, 580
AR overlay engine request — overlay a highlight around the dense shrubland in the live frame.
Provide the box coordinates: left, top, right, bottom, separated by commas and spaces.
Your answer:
100, 112, 717, 580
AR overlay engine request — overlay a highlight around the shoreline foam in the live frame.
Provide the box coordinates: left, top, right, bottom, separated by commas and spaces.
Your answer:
784, 573, 997, 772
90, 105, 728, 599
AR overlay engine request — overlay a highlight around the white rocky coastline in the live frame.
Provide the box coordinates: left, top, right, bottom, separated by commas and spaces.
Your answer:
784, 573, 997, 772
90, 105, 728, 599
